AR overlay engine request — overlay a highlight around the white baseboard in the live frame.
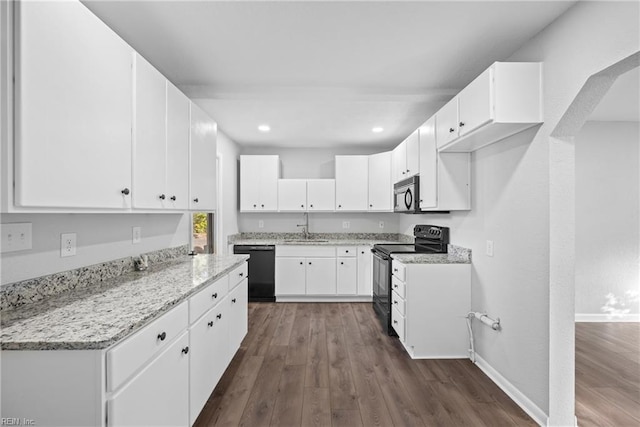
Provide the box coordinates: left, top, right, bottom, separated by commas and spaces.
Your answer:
575, 313, 640, 322
474, 354, 548, 426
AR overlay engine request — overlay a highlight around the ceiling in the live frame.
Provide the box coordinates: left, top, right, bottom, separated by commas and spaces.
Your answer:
589, 67, 640, 122
83, 0, 576, 149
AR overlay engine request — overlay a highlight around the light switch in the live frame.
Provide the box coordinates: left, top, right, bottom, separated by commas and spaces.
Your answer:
1, 223, 33, 253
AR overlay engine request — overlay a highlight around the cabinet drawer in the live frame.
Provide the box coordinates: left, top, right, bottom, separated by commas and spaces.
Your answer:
392, 260, 406, 281
336, 246, 356, 257
189, 275, 229, 324
277, 245, 336, 257
391, 306, 405, 342
391, 275, 406, 299
107, 301, 188, 392
391, 291, 405, 316
229, 262, 248, 290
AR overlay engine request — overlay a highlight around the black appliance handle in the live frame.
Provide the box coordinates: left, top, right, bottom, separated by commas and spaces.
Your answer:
404, 188, 413, 210
235, 245, 275, 251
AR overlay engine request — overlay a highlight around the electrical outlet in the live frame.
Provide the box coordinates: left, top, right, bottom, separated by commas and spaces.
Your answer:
61, 233, 77, 257
1, 223, 32, 253
486, 240, 494, 257
258, 220, 264, 229
379, 221, 385, 229
342, 221, 350, 229
132, 227, 141, 244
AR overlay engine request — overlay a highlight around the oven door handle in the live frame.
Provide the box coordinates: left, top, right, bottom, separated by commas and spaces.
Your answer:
371, 249, 390, 261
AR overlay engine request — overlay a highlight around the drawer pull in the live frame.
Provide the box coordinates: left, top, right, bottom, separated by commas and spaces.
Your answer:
239, 272, 244, 277
340, 262, 344, 265
394, 284, 398, 288
159, 194, 166, 200
393, 268, 398, 272
207, 321, 214, 327
393, 300, 398, 304
300, 262, 303, 265
393, 320, 398, 324
157, 332, 167, 341
217, 313, 222, 319
170, 195, 176, 201
212, 292, 218, 299
182, 346, 189, 355
232, 298, 237, 303
345, 250, 349, 253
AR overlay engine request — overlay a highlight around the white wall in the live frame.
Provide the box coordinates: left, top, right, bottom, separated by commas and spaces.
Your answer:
399, 1, 639, 422
238, 146, 400, 233
575, 121, 639, 318
0, 214, 189, 285
216, 130, 241, 253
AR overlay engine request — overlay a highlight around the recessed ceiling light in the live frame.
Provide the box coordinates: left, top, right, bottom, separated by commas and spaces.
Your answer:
258, 124, 271, 132
372, 127, 384, 133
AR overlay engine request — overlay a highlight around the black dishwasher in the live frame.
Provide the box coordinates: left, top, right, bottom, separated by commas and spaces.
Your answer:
233, 245, 276, 302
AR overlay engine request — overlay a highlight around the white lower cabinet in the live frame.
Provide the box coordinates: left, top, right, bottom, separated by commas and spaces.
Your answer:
0, 263, 249, 427
275, 245, 371, 300
189, 304, 228, 424
391, 260, 471, 359
356, 246, 372, 296
306, 258, 337, 295
228, 278, 249, 355
108, 332, 190, 427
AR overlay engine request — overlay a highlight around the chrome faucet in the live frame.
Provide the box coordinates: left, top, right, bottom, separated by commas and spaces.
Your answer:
297, 212, 310, 239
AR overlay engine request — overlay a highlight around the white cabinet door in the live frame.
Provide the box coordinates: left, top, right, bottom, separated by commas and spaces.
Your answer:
458, 68, 492, 136
392, 142, 407, 183
418, 117, 437, 210
405, 130, 420, 177
275, 257, 306, 295
166, 82, 190, 210
240, 155, 280, 211
133, 54, 167, 210
306, 258, 336, 295
337, 258, 357, 295
189, 304, 228, 424
335, 156, 368, 211
108, 332, 189, 427
15, 0, 133, 209
307, 179, 335, 211
356, 246, 372, 296
367, 151, 392, 211
189, 103, 217, 211
228, 280, 248, 357
278, 179, 307, 211
435, 97, 459, 149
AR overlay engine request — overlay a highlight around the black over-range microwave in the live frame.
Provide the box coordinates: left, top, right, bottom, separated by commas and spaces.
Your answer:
394, 176, 421, 213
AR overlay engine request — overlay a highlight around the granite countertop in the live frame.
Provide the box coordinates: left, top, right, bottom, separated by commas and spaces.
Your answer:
391, 252, 471, 264
0, 254, 249, 351
228, 232, 411, 247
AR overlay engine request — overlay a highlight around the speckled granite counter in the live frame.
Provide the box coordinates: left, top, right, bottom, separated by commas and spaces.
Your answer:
228, 232, 412, 246
392, 245, 472, 264
0, 254, 249, 351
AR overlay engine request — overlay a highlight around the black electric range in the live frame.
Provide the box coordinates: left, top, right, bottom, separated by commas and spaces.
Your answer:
371, 225, 449, 335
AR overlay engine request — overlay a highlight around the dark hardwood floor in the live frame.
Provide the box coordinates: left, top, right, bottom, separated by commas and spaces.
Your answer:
575, 322, 640, 427
194, 302, 536, 426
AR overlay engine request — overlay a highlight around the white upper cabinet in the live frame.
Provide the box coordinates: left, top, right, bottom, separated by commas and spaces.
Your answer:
419, 117, 470, 211
240, 155, 280, 212
437, 62, 543, 152
392, 141, 407, 183
165, 82, 190, 210
14, 0, 133, 209
405, 131, 420, 177
133, 54, 167, 209
335, 155, 368, 211
189, 103, 217, 211
307, 179, 335, 212
278, 179, 307, 211
367, 152, 392, 211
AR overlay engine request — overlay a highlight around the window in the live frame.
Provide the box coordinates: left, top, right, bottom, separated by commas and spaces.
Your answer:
192, 212, 214, 254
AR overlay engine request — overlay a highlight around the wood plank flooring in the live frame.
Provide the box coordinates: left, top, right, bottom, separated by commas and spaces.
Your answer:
576, 322, 640, 427
194, 302, 535, 426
